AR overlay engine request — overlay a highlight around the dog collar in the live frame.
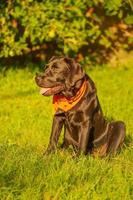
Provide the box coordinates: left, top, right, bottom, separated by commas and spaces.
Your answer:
53, 80, 87, 113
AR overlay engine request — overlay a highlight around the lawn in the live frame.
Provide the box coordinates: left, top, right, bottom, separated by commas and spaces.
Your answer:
0, 64, 133, 200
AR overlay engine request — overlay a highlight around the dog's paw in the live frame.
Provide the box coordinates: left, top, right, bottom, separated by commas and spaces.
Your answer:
60, 142, 69, 149
43, 147, 56, 156
43, 149, 51, 156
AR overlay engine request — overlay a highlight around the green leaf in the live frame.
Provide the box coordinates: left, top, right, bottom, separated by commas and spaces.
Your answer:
124, 15, 133, 25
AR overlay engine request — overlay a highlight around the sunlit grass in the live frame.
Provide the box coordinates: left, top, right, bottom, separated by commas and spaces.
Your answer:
0, 64, 133, 200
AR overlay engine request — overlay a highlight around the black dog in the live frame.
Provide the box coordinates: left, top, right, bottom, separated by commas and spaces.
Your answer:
35, 56, 126, 157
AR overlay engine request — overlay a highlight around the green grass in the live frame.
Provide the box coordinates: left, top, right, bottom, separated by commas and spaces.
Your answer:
0, 64, 133, 200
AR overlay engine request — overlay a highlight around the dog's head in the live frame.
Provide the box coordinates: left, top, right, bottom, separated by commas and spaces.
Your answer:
35, 56, 85, 97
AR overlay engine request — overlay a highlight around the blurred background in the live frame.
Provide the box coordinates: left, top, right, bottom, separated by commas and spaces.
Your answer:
0, 0, 133, 69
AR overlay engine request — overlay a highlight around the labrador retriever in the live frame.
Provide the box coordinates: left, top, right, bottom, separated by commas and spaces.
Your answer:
35, 56, 126, 157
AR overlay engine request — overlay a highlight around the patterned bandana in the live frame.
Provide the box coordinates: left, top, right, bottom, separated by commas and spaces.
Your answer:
53, 80, 87, 113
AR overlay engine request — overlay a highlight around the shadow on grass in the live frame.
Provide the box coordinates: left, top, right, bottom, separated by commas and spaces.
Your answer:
124, 134, 133, 147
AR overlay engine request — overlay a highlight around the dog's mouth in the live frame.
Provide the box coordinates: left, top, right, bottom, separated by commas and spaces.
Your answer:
40, 85, 64, 96
40, 87, 51, 95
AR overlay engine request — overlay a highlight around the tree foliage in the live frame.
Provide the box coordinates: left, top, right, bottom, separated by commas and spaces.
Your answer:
0, 0, 132, 62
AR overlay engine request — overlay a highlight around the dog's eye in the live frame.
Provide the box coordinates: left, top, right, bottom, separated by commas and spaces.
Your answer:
56, 78, 64, 83
52, 64, 58, 69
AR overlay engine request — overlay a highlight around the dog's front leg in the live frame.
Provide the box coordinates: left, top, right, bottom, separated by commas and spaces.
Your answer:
45, 115, 64, 154
78, 122, 91, 155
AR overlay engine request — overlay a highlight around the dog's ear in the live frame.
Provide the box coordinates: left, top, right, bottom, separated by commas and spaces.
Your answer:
63, 57, 85, 88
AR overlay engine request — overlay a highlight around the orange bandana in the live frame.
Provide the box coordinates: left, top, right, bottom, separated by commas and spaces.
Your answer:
53, 80, 87, 113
